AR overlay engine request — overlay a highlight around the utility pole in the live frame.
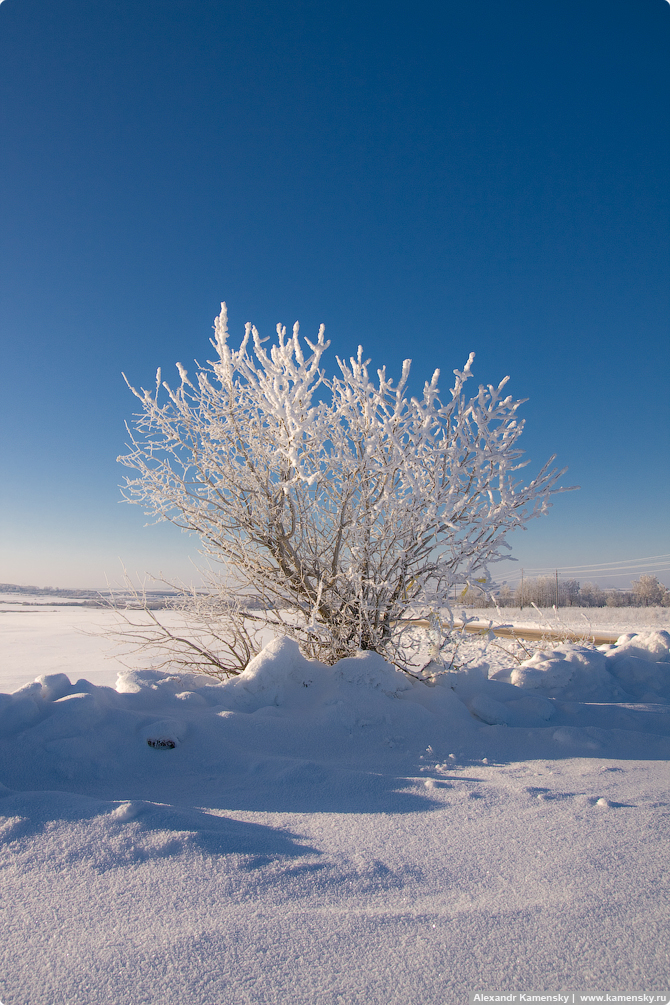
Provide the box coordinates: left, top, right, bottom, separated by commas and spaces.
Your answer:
520, 569, 524, 610
555, 569, 559, 609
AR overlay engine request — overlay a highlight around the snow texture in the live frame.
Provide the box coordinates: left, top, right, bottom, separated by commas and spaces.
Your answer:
1, 619, 669, 1004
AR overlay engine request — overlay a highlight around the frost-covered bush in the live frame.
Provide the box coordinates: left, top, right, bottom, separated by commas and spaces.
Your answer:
118, 303, 569, 669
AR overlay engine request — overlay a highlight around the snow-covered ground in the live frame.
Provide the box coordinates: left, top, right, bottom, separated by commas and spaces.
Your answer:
0, 602, 124, 694
1, 605, 669, 1004
461, 605, 670, 634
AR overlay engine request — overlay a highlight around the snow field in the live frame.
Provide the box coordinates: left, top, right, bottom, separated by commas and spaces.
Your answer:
1, 615, 669, 1003
2, 761, 668, 1005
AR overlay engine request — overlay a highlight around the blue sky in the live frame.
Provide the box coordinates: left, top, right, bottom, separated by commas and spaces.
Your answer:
1, 0, 668, 590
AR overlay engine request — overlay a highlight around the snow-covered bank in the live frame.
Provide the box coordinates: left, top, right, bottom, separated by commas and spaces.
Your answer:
460, 605, 670, 635
2, 633, 670, 801
1, 627, 669, 1003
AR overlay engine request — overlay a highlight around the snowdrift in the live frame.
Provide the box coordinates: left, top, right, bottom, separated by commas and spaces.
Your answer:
1, 632, 669, 810
2, 631, 670, 1004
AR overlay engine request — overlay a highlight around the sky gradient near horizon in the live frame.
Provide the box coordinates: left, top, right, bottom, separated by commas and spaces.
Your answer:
1, 0, 669, 591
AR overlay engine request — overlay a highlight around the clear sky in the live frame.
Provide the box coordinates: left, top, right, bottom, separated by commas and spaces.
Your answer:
1, 0, 669, 591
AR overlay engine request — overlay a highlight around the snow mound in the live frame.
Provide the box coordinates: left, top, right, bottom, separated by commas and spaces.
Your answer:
592, 630, 670, 701
607, 630, 670, 662
510, 633, 670, 703
224, 637, 413, 708
1, 634, 670, 807
510, 646, 630, 701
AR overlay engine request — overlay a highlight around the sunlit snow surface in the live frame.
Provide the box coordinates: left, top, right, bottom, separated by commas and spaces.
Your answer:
1, 614, 669, 1004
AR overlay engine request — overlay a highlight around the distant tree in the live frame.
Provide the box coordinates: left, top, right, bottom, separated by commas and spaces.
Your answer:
514, 576, 556, 608
457, 584, 493, 608
118, 304, 570, 670
495, 584, 515, 607
605, 589, 633, 607
577, 581, 606, 608
631, 575, 669, 608
561, 579, 581, 606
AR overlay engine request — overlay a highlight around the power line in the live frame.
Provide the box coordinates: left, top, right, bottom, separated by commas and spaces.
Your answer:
503, 565, 670, 581
497, 555, 670, 583
501, 553, 670, 574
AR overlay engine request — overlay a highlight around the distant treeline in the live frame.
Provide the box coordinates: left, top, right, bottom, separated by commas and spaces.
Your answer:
0, 584, 176, 609
3, 578, 669, 612
462, 574, 670, 609
0, 583, 105, 599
